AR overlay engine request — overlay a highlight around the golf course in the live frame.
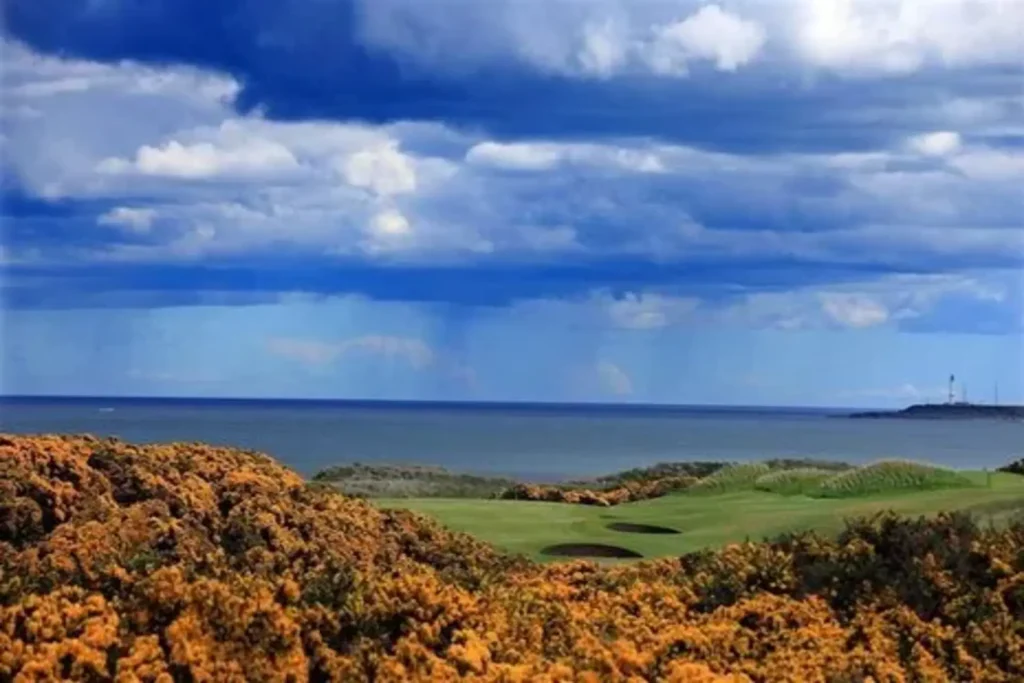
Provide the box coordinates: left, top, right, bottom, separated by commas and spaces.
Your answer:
7, 435, 1024, 680
362, 461, 1024, 562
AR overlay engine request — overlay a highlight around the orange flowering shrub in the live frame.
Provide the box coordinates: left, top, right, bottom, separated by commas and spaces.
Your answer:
497, 475, 699, 506
2, 433, 1023, 681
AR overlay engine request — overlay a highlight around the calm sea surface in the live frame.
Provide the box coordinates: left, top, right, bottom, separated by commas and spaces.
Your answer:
1, 397, 1021, 481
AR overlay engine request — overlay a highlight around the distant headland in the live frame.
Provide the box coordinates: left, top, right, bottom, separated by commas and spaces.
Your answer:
848, 403, 1024, 421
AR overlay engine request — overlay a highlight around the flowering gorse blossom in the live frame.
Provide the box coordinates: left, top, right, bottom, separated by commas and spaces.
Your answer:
1, 434, 1022, 681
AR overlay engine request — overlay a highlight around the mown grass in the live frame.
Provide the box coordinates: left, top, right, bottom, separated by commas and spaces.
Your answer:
377, 469, 1024, 562
754, 467, 834, 495
812, 460, 975, 498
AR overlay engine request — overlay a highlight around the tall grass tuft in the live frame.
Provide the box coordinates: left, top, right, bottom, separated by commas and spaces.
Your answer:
754, 468, 834, 496
812, 460, 974, 498
689, 462, 771, 494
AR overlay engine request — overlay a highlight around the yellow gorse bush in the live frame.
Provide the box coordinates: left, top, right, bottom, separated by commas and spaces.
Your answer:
497, 476, 698, 506
2, 434, 1022, 681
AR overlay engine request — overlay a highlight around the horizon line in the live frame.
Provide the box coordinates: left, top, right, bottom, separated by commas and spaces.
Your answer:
0, 394, 888, 412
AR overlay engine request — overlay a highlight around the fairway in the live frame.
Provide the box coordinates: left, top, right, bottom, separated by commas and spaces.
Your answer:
376, 470, 1024, 561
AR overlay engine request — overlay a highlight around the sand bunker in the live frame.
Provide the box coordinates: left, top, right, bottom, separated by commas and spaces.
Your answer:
607, 522, 680, 535
540, 543, 643, 559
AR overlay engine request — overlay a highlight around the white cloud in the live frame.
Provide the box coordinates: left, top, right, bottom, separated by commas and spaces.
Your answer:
97, 207, 158, 233
818, 293, 890, 328
357, 0, 765, 79
267, 335, 435, 368
793, 0, 1024, 74
604, 291, 700, 330
642, 4, 767, 75
370, 208, 412, 237
466, 141, 563, 171
465, 140, 665, 174
98, 137, 300, 179
3, 38, 1020, 272
357, 0, 1021, 79
340, 140, 418, 196
578, 18, 631, 78
1, 40, 239, 104
503, 275, 1004, 335
948, 147, 1024, 181
907, 131, 962, 157
360, 207, 415, 255
713, 273, 1008, 331
596, 360, 633, 396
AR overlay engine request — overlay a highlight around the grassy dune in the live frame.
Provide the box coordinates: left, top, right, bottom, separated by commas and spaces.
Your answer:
813, 459, 975, 497
687, 462, 772, 494
753, 467, 834, 495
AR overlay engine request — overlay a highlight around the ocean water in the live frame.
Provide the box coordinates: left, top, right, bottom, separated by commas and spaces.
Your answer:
1, 397, 1021, 481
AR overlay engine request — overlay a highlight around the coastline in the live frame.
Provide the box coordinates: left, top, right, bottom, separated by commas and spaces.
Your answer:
847, 403, 1024, 421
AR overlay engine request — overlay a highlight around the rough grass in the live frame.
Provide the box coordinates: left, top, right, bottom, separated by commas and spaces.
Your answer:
812, 460, 975, 498
754, 467, 835, 496
688, 462, 772, 494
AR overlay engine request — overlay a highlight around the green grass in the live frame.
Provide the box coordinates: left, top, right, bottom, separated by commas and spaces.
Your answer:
688, 462, 771, 494
754, 468, 834, 496
811, 460, 974, 498
375, 470, 1024, 562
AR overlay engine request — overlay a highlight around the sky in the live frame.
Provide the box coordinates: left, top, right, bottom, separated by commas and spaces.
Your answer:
0, 0, 1022, 408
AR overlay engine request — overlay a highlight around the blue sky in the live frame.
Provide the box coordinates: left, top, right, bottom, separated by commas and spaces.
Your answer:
1, 0, 1022, 407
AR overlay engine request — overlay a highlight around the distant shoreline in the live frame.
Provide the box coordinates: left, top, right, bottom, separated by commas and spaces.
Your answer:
847, 403, 1024, 421
0, 394, 867, 415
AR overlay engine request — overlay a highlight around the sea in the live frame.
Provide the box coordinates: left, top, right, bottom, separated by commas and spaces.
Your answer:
1, 396, 1021, 482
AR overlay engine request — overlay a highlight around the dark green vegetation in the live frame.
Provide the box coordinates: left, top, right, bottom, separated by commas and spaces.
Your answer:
311, 462, 517, 498
849, 402, 1024, 420
577, 460, 730, 485
999, 457, 1024, 476
311, 456, 855, 499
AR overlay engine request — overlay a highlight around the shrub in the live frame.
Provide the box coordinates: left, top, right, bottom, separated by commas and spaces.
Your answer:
312, 462, 517, 498
496, 476, 698, 506
2, 434, 1022, 682
688, 462, 771, 494
762, 457, 853, 472
998, 458, 1024, 476
812, 459, 975, 498
754, 468, 834, 496
589, 461, 730, 486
